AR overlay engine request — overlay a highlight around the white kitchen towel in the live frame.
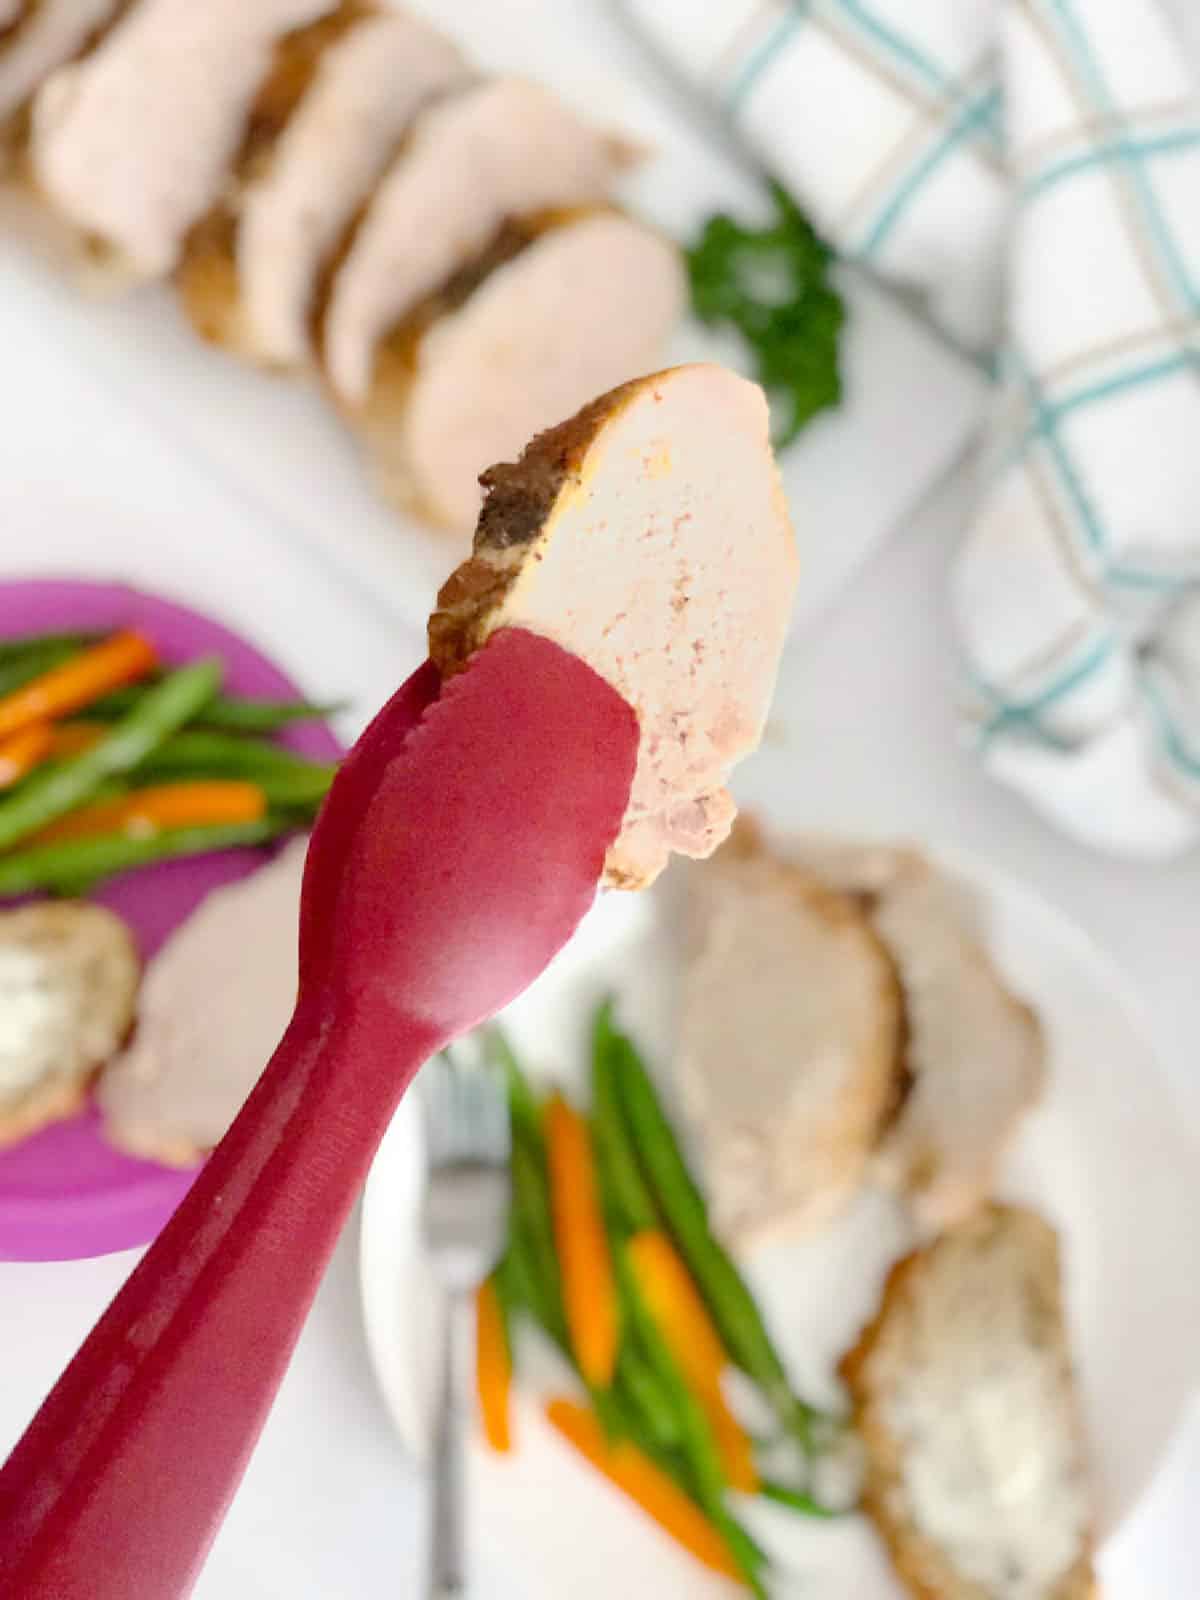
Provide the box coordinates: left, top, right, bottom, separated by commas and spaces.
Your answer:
624, 0, 1200, 860
623, 0, 1009, 354
956, 1, 1200, 860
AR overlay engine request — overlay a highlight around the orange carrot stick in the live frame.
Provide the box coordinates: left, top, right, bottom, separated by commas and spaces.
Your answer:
475, 1277, 512, 1454
0, 630, 157, 740
33, 781, 267, 845
545, 1397, 742, 1581
706, 1404, 759, 1497
545, 1093, 618, 1388
628, 1230, 758, 1494
0, 723, 54, 790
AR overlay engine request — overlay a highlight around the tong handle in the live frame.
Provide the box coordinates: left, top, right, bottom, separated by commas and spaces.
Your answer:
0, 997, 431, 1600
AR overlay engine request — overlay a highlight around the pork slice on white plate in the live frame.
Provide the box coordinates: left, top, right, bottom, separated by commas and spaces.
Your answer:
179, 3, 470, 367
678, 821, 902, 1247
429, 364, 798, 888
361, 209, 685, 532
799, 840, 1047, 1229
28, 0, 339, 283
0, 0, 122, 138
98, 838, 306, 1167
841, 1204, 1095, 1600
322, 75, 632, 404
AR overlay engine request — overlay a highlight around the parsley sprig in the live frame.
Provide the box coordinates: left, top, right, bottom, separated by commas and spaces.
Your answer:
687, 186, 845, 449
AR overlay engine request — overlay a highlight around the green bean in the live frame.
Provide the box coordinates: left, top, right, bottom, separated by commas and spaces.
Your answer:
484, 1033, 574, 1352
0, 659, 222, 853
0, 630, 102, 664
133, 728, 328, 778
498, 1226, 541, 1330
0, 640, 97, 699
487, 1028, 542, 1151
599, 1383, 761, 1580
255, 767, 335, 808
589, 1382, 631, 1445
87, 684, 342, 731
6, 767, 130, 806
611, 1016, 820, 1446
614, 1236, 767, 1592
759, 1479, 841, 1519
195, 698, 343, 732
617, 1346, 682, 1453
510, 1142, 568, 1349
508, 1176, 763, 1590
591, 1000, 658, 1235
0, 819, 289, 897
147, 762, 335, 810
614, 1241, 727, 1508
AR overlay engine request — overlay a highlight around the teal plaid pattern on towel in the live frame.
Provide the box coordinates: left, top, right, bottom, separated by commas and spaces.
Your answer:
954, 0, 1200, 858
627, 0, 1009, 351
624, 0, 1200, 858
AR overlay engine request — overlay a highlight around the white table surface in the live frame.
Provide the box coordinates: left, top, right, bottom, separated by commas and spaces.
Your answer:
5, 3, 1200, 1591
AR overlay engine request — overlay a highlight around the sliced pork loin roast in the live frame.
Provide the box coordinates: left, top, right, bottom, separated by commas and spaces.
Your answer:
28, 0, 340, 282
679, 821, 902, 1246
0, 0, 123, 150
360, 209, 685, 531
842, 1204, 1095, 1600
322, 75, 632, 405
99, 838, 306, 1167
429, 364, 798, 888
0, 901, 139, 1148
179, 3, 470, 366
799, 840, 1046, 1229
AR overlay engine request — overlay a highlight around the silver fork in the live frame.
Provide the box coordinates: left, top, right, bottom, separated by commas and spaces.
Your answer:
421, 1050, 511, 1599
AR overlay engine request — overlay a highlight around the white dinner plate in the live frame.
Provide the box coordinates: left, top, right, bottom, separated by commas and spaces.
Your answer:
360, 845, 1200, 1599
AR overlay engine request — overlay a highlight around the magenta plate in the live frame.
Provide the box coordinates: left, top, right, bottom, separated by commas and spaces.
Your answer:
0, 579, 341, 1262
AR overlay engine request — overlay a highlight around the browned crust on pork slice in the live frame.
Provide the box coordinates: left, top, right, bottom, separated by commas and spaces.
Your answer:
0, 1070, 90, 1149
100, 1117, 207, 1169
0, 0, 133, 174
356, 212, 548, 517
356, 206, 606, 528
177, 1, 370, 351
0, 0, 33, 53
428, 369, 647, 670
841, 1205, 1096, 1600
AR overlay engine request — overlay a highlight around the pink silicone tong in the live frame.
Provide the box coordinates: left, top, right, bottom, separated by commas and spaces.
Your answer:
0, 628, 639, 1600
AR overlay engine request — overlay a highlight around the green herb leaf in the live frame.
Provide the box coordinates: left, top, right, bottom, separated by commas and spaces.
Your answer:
687, 184, 845, 449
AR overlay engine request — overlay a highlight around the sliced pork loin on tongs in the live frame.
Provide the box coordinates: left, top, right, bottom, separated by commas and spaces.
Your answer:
321, 75, 634, 404
27, 0, 341, 283
0, 0, 123, 155
178, 3, 470, 367
799, 840, 1046, 1229
429, 365, 798, 887
360, 209, 685, 531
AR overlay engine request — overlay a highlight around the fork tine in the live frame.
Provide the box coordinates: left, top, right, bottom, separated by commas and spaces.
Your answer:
422, 1049, 510, 1166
